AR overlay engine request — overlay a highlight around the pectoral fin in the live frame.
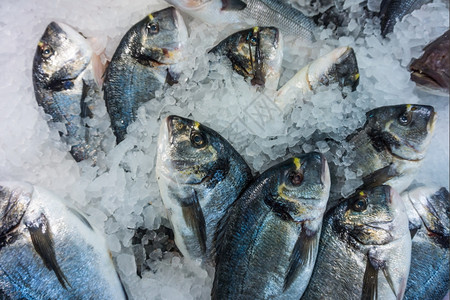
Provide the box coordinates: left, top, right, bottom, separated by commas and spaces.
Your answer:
362, 164, 398, 189
361, 256, 378, 300
221, 0, 246, 11
180, 190, 207, 255
283, 227, 319, 291
25, 213, 70, 289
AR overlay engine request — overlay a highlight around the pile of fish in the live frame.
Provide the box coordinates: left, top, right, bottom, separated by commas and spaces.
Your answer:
1, 0, 449, 299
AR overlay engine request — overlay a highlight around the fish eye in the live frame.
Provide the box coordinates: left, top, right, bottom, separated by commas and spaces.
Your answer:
352, 198, 367, 212
288, 171, 303, 186
398, 112, 412, 126
250, 35, 258, 46
147, 22, 159, 34
41, 44, 53, 59
190, 131, 207, 148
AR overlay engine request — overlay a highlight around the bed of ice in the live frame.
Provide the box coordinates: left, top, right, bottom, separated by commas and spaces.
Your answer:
0, 0, 448, 299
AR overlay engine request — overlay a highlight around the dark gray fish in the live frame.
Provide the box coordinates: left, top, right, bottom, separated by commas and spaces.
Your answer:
165, 0, 317, 41
302, 185, 411, 300
209, 26, 283, 90
401, 186, 449, 300
409, 30, 450, 97
156, 116, 253, 263
379, 0, 430, 37
212, 154, 330, 299
32, 22, 99, 162
0, 182, 127, 299
103, 7, 188, 143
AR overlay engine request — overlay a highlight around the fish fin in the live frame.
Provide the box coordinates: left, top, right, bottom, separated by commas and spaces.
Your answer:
361, 255, 378, 300
381, 267, 397, 298
409, 227, 418, 239
165, 69, 179, 86
221, 0, 246, 10
283, 227, 319, 291
67, 206, 93, 231
25, 213, 71, 289
362, 164, 398, 189
80, 80, 93, 119
180, 190, 207, 255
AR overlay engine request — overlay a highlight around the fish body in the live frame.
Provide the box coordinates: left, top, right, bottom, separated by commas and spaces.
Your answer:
209, 27, 283, 90
165, 0, 317, 41
212, 153, 330, 299
379, 0, 430, 36
156, 116, 253, 263
302, 185, 411, 299
401, 186, 449, 300
0, 182, 127, 299
409, 30, 450, 97
32, 22, 98, 162
103, 7, 188, 143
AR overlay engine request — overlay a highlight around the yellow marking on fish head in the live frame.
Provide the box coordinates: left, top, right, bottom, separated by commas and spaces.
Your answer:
193, 121, 200, 130
359, 191, 366, 197
37, 41, 44, 48
148, 14, 154, 21
253, 27, 259, 33
355, 73, 360, 81
293, 157, 301, 170
406, 104, 412, 112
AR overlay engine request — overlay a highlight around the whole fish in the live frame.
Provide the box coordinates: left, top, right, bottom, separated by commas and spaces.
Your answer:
0, 182, 127, 299
401, 186, 449, 300
164, 0, 317, 41
212, 153, 330, 299
103, 7, 188, 143
156, 115, 253, 263
379, 0, 430, 37
302, 185, 411, 299
32, 22, 99, 162
276, 46, 359, 107
409, 30, 450, 97
209, 26, 283, 90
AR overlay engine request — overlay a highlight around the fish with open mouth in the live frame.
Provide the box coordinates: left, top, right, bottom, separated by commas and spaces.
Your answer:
209, 26, 283, 90
212, 154, 330, 299
302, 185, 411, 299
0, 182, 127, 299
103, 7, 188, 143
156, 115, 253, 264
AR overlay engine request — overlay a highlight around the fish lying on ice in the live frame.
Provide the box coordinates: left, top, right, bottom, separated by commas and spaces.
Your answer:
409, 30, 450, 97
164, 0, 317, 41
32, 22, 100, 162
302, 185, 411, 299
209, 26, 283, 90
156, 116, 253, 264
401, 186, 449, 300
212, 154, 330, 299
103, 7, 188, 143
0, 182, 127, 299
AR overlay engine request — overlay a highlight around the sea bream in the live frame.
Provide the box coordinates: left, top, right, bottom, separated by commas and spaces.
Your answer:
212, 154, 330, 299
103, 7, 188, 143
0, 182, 127, 299
32, 22, 99, 162
164, 0, 317, 41
302, 185, 411, 300
401, 186, 449, 300
209, 26, 283, 90
156, 116, 253, 264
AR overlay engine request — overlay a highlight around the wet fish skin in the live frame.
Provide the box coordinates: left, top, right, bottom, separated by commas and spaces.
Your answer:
212, 153, 330, 300
409, 30, 450, 97
32, 22, 98, 162
209, 26, 283, 90
401, 186, 449, 300
0, 182, 127, 299
302, 185, 411, 300
103, 7, 187, 143
156, 116, 253, 263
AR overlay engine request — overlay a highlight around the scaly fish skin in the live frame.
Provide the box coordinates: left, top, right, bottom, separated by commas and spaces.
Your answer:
209, 26, 283, 90
32, 22, 98, 162
0, 182, 127, 299
379, 0, 430, 36
103, 7, 188, 143
156, 116, 253, 263
401, 186, 449, 300
212, 153, 330, 300
302, 185, 411, 300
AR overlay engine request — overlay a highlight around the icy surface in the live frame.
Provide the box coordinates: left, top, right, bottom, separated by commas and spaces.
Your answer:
0, 0, 448, 299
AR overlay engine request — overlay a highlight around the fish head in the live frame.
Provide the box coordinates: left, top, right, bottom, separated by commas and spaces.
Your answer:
157, 115, 237, 187
0, 182, 33, 237
365, 104, 436, 161
267, 153, 330, 222
338, 185, 408, 245
332, 46, 359, 91
33, 22, 92, 89
129, 7, 188, 65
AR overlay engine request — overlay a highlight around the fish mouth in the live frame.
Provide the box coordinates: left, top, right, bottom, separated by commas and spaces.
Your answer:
410, 65, 448, 90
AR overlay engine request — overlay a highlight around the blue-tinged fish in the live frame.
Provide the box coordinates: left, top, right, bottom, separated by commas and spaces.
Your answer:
0, 182, 127, 299
212, 153, 330, 299
302, 185, 411, 299
156, 116, 253, 264
32, 22, 99, 162
103, 7, 188, 143
401, 186, 449, 300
